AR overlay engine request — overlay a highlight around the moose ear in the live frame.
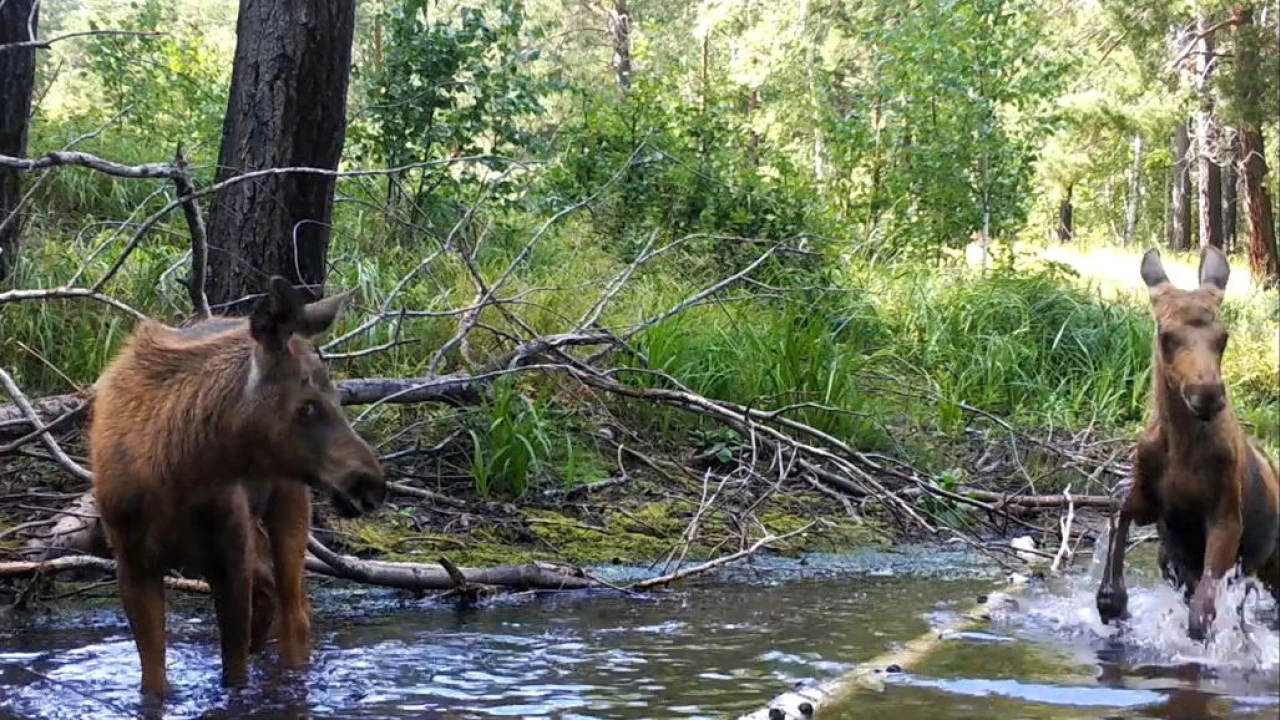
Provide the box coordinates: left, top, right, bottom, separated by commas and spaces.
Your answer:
297, 288, 354, 338
250, 276, 306, 352
1198, 245, 1230, 293
1140, 248, 1171, 297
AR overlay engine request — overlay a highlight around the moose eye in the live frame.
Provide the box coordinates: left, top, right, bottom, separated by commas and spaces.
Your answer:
296, 401, 322, 423
1216, 333, 1229, 354
1159, 331, 1179, 356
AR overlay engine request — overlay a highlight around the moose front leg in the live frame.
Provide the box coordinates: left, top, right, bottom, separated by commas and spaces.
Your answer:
198, 492, 255, 687
267, 481, 313, 669
1097, 485, 1159, 624
1187, 511, 1243, 641
1097, 509, 1136, 624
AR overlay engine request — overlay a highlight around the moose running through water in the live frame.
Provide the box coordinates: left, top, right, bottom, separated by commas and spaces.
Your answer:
1095, 246, 1279, 641
88, 277, 387, 699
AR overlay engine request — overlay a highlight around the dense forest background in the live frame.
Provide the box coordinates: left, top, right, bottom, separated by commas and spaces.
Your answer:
1, 0, 1278, 563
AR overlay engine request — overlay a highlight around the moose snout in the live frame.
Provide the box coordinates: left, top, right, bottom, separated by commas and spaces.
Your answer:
1184, 382, 1226, 421
330, 468, 387, 518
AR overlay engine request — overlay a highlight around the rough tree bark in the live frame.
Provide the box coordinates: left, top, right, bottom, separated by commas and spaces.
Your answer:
1196, 15, 1224, 250
1170, 122, 1193, 250
1057, 185, 1073, 243
1233, 6, 1279, 287
1241, 130, 1279, 286
1222, 127, 1239, 251
0, 0, 39, 282
1123, 134, 1143, 246
607, 0, 632, 94
205, 0, 357, 311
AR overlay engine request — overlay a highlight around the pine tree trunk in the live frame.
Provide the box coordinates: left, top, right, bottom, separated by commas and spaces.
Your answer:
1230, 6, 1279, 287
205, 0, 357, 311
1195, 15, 1223, 250
0, 0, 38, 283
1241, 129, 1278, 287
608, 0, 632, 94
1123, 134, 1143, 246
1170, 122, 1192, 250
1222, 127, 1239, 252
1057, 185, 1073, 243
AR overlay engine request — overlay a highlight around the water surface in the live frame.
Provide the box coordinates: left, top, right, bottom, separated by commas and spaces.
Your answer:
0, 543, 1274, 719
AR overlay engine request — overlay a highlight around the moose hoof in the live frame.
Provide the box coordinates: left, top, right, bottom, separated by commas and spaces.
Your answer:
1096, 584, 1129, 624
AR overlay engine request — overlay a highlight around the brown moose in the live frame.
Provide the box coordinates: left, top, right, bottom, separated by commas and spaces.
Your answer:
1096, 246, 1279, 641
89, 277, 387, 698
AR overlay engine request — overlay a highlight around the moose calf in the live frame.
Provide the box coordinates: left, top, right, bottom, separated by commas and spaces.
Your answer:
89, 277, 386, 698
1096, 246, 1279, 641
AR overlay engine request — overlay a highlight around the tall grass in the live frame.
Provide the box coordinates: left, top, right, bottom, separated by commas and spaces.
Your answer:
4, 205, 1277, 492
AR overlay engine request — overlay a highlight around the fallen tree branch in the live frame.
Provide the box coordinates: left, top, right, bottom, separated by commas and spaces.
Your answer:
960, 488, 1116, 510
304, 535, 600, 591
0, 374, 481, 440
0, 555, 208, 594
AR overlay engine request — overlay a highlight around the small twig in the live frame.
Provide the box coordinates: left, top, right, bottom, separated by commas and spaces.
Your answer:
632, 523, 812, 591
1050, 485, 1076, 575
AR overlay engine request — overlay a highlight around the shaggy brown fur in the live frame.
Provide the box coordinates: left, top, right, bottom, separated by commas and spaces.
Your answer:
89, 277, 386, 698
1096, 246, 1279, 641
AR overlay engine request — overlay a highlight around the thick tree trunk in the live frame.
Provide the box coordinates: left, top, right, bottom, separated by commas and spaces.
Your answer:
607, 0, 632, 94
1241, 129, 1278, 287
1057, 185, 1073, 243
0, 0, 38, 283
1222, 127, 1239, 252
205, 0, 357, 311
1123, 134, 1143, 246
1171, 122, 1193, 250
1228, 6, 1279, 288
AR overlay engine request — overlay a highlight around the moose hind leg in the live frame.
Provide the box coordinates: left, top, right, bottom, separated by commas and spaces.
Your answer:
115, 556, 170, 699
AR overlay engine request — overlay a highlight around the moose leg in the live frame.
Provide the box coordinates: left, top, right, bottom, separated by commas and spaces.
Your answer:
1188, 511, 1243, 641
199, 491, 255, 687
115, 557, 169, 699
1097, 485, 1157, 624
267, 482, 312, 668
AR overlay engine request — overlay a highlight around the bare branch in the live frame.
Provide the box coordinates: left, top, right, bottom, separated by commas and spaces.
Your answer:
0, 150, 179, 178
92, 154, 521, 294
0, 367, 92, 481
170, 148, 210, 319
0, 285, 149, 319
0, 29, 162, 53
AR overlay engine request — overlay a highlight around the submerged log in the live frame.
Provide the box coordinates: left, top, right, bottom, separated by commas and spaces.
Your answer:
737, 583, 1025, 720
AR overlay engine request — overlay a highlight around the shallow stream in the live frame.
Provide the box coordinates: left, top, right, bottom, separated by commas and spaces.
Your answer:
0, 542, 1275, 719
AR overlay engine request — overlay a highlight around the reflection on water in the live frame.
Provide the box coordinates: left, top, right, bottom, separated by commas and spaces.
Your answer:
0, 543, 1275, 720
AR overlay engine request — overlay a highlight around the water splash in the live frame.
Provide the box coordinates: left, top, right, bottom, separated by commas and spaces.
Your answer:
990, 524, 1279, 675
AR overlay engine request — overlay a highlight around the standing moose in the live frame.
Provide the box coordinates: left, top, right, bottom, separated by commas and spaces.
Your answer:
1095, 246, 1279, 641
89, 277, 386, 698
